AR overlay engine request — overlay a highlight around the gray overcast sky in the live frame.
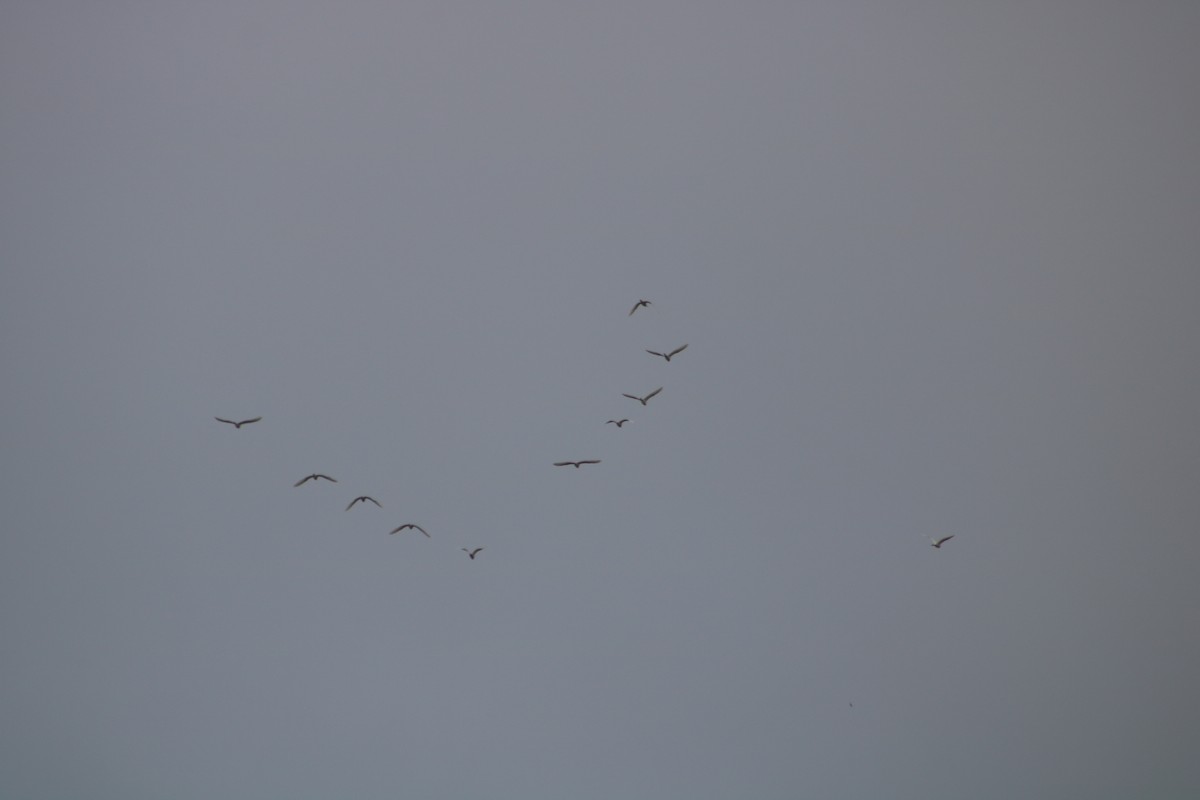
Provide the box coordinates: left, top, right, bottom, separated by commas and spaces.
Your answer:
3, 3, 1199, 798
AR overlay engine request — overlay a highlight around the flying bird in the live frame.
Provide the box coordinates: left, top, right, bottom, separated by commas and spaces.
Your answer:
293, 474, 337, 487
646, 344, 688, 362
389, 524, 429, 537
554, 460, 601, 468
606, 419, 629, 427
215, 416, 262, 429
622, 387, 663, 405
628, 299, 651, 316
345, 496, 382, 511
930, 535, 955, 549
461, 547, 484, 560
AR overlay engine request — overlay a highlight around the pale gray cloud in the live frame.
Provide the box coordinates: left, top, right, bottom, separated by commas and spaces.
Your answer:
3, 3, 1199, 798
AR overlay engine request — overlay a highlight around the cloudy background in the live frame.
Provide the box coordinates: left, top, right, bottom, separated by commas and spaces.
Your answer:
3, 2, 1199, 798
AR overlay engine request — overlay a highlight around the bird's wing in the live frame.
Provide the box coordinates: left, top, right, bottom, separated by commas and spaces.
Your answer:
319, 475, 337, 482
644, 387, 663, 401
553, 462, 572, 466
646, 350, 664, 358
936, 535, 955, 546
294, 476, 311, 487
240, 417, 263, 425
414, 526, 429, 537
622, 394, 640, 401
628, 304, 639, 315
346, 499, 359, 511
367, 497, 382, 507
580, 460, 601, 465
389, 527, 403, 534
215, 417, 235, 425
669, 344, 688, 357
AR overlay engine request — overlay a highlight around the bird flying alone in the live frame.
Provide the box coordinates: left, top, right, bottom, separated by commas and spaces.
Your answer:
293, 474, 337, 487
554, 460, 601, 468
930, 535, 955, 549
606, 419, 629, 427
623, 387, 663, 405
390, 524, 429, 537
646, 344, 688, 362
462, 547, 484, 560
215, 416, 262, 429
346, 496, 383, 511
628, 299, 651, 316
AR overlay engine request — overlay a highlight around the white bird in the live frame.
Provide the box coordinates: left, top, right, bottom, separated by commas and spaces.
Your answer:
930, 535, 955, 549
462, 547, 484, 560
628, 299, 651, 316
646, 344, 688, 362
622, 387, 663, 405
346, 496, 382, 511
390, 524, 429, 537
215, 416, 262, 429
606, 419, 629, 427
293, 474, 337, 487
554, 460, 601, 468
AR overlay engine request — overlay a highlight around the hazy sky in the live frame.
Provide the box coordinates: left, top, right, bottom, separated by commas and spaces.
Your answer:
3, 3, 1199, 798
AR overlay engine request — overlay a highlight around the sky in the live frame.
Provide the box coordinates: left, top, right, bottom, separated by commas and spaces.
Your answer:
2, 2, 1199, 798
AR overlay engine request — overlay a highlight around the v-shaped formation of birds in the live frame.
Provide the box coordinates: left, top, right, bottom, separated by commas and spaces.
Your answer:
216, 299, 957, 560
211, 300, 665, 562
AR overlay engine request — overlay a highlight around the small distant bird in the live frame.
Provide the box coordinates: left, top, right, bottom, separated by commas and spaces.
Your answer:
390, 524, 429, 537
215, 416, 262, 429
606, 419, 629, 427
462, 547, 484, 560
628, 299, 651, 316
554, 460, 601, 468
930, 535, 955, 549
293, 474, 337, 487
646, 344, 688, 362
346, 496, 382, 511
623, 387, 663, 405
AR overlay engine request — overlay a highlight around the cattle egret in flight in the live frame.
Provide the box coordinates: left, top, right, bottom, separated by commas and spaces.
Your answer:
623, 387, 663, 406
215, 416, 262, 429
346, 496, 383, 511
646, 344, 688, 362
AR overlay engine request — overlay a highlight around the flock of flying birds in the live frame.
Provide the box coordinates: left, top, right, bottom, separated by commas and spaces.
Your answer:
216, 297, 955, 553
552, 298, 684, 470
214, 416, 489, 560
214, 298, 711, 561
